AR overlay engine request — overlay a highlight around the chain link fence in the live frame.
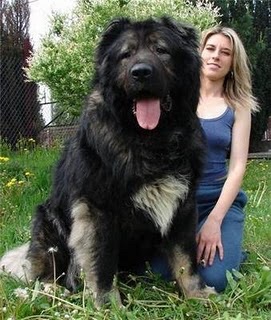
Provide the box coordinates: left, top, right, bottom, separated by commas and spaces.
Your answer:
0, 56, 79, 149
0, 55, 41, 149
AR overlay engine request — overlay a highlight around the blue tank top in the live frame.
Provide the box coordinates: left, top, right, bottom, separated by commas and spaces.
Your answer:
199, 106, 234, 184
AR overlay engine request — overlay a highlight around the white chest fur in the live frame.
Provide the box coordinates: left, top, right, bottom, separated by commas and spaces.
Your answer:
131, 175, 189, 236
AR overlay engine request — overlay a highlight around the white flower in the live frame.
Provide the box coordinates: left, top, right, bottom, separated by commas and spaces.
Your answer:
48, 247, 58, 253
14, 287, 29, 300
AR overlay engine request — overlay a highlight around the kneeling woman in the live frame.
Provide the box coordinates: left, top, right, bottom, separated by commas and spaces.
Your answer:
195, 25, 258, 292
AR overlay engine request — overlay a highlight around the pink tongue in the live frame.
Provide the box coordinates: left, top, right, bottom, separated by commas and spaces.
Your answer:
136, 99, 161, 130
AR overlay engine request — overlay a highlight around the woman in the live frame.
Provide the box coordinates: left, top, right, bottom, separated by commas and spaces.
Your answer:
196, 25, 259, 292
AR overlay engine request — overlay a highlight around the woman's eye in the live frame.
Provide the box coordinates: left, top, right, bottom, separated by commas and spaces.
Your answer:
222, 51, 230, 56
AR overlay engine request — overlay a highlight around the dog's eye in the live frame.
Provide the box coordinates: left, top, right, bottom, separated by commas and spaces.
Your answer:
120, 51, 131, 60
156, 47, 169, 55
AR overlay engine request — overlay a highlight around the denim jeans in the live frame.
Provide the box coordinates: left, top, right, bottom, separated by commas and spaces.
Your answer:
149, 181, 248, 292
196, 181, 247, 291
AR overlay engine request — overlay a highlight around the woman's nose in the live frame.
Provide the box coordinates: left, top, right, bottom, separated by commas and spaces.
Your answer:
211, 50, 219, 59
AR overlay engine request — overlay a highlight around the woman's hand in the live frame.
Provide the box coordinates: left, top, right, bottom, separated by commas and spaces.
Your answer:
196, 215, 224, 266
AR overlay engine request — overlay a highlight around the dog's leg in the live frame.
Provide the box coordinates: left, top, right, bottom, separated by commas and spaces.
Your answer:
167, 202, 216, 299
69, 201, 121, 308
168, 244, 216, 298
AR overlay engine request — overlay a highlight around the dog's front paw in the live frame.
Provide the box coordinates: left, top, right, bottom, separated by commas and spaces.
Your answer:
187, 285, 217, 299
89, 287, 123, 309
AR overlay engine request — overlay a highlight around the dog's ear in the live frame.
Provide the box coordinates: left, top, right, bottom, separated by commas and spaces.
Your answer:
96, 18, 131, 65
159, 16, 199, 50
159, 16, 201, 114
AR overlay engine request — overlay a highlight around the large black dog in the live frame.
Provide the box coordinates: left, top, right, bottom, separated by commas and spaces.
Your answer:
0, 17, 215, 306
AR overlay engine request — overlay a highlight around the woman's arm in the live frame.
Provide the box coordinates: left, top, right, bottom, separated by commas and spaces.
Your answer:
196, 107, 251, 266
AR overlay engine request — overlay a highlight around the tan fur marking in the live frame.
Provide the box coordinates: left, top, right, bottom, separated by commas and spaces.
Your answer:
69, 201, 99, 295
87, 90, 104, 108
69, 201, 121, 306
170, 246, 216, 298
131, 176, 189, 236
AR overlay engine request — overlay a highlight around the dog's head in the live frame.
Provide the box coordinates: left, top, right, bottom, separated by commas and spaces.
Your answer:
94, 17, 201, 131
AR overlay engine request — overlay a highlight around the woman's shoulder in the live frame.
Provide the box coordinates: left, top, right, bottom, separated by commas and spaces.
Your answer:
231, 105, 251, 120
231, 105, 251, 131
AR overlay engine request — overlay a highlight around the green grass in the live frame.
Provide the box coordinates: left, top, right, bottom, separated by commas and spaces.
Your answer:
0, 145, 270, 320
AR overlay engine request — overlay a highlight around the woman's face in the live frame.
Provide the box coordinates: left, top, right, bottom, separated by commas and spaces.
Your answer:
201, 33, 233, 81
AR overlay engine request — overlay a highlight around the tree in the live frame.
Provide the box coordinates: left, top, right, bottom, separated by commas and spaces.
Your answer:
212, 0, 271, 151
249, 0, 271, 151
0, 0, 41, 149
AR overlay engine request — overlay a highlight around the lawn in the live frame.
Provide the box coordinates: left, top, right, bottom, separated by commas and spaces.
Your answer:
0, 143, 270, 320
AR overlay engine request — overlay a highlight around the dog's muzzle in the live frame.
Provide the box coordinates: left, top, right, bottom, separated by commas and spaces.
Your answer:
130, 63, 153, 82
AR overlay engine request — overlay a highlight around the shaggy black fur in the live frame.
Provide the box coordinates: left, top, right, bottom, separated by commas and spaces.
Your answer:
9, 17, 216, 306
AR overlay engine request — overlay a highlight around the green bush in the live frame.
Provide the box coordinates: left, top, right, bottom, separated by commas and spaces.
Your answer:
27, 0, 220, 115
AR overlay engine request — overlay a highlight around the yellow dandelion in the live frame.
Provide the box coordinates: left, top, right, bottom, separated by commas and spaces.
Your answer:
6, 178, 17, 188
24, 172, 33, 177
0, 156, 9, 162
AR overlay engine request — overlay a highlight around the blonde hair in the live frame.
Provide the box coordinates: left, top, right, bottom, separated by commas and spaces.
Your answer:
200, 26, 259, 113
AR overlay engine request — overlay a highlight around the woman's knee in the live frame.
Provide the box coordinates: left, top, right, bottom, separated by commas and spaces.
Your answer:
198, 264, 228, 292
198, 252, 243, 292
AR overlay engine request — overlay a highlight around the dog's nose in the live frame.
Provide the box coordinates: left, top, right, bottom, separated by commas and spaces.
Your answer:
131, 63, 153, 81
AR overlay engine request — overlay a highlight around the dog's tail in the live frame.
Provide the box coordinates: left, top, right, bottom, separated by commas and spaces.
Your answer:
0, 243, 32, 283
